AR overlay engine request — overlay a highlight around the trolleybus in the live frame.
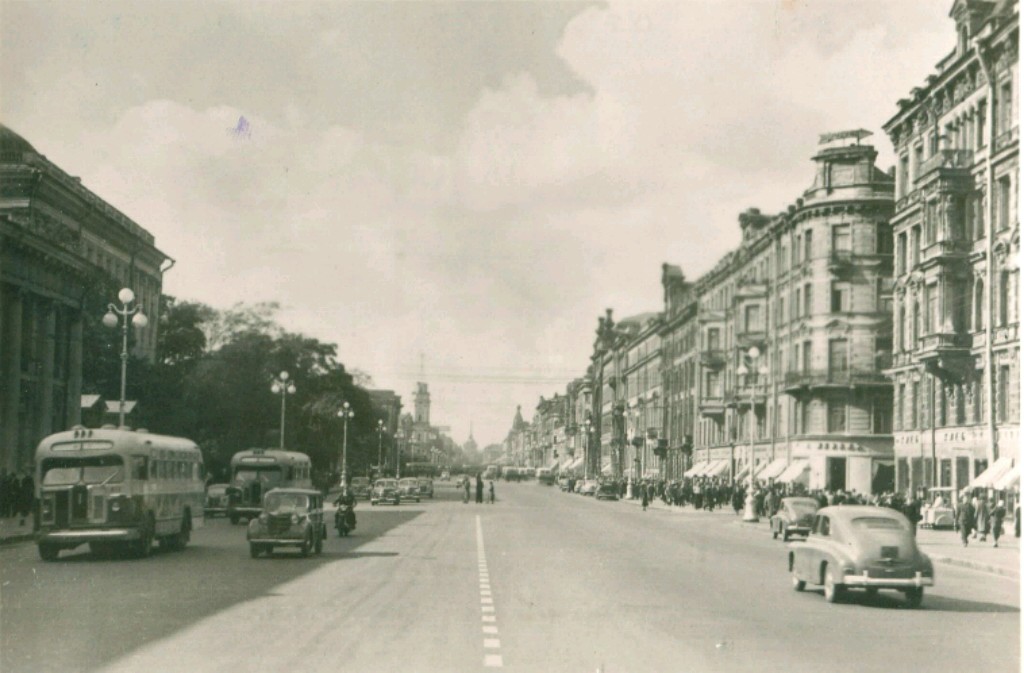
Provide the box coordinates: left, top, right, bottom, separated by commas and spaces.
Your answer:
35, 425, 205, 561
227, 449, 312, 524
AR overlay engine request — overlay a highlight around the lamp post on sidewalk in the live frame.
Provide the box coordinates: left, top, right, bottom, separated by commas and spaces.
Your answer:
270, 371, 296, 450
376, 419, 385, 478
582, 417, 592, 480
102, 287, 148, 428
395, 430, 404, 479
337, 401, 354, 487
736, 346, 767, 523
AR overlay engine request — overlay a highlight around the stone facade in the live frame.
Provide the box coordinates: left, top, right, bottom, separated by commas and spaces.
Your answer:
883, 0, 1019, 495
1, 125, 170, 472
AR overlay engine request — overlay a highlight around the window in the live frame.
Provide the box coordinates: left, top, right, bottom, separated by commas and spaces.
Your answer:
999, 271, 1010, 326
745, 305, 763, 333
804, 282, 813, 317
876, 223, 892, 254
898, 303, 906, 351
872, 394, 892, 433
910, 381, 919, 429
828, 339, 848, 375
804, 230, 813, 262
998, 365, 1010, 422
974, 280, 985, 331
897, 233, 907, 274
978, 101, 986, 149
973, 375, 984, 423
875, 336, 892, 370
827, 400, 847, 433
925, 200, 938, 244
997, 176, 1011, 231
912, 301, 920, 343
1000, 81, 1014, 135
794, 288, 802, 318
802, 340, 812, 372
910, 226, 921, 266
831, 281, 851, 313
897, 383, 905, 431
913, 145, 923, 183
707, 328, 720, 350
925, 283, 938, 334
799, 399, 811, 434
778, 296, 785, 325
898, 155, 910, 199
877, 277, 893, 314
832, 224, 852, 255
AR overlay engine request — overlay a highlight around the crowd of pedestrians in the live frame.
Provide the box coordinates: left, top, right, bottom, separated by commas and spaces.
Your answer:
0, 469, 34, 526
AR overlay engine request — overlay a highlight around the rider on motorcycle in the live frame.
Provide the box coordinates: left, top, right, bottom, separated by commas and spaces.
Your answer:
334, 486, 357, 530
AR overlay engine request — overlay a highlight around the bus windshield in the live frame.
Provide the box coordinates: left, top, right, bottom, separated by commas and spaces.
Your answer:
41, 455, 124, 486
234, 467, 282, 486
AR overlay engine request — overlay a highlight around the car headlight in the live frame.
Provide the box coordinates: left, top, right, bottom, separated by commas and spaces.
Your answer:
259, 513, 268, 524
291, 513, 300, 525
111, 500, 121, 512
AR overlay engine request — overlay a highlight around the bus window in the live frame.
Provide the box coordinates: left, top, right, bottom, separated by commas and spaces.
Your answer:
132, 456, 148, 480
41, 455, 124, 485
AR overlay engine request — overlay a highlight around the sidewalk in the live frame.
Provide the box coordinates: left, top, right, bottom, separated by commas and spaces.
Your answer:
614, 494, 1020, 579
0, 515, 35, 546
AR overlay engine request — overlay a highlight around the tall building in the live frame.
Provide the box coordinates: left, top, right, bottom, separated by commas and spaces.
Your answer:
883, 0, 1019, 495
660, 264, 698, 479
1, 125, 171, 472
681, 135, 896, 495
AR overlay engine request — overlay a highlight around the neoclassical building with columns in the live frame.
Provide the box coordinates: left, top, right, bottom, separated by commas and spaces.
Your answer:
1, 125, 171, 472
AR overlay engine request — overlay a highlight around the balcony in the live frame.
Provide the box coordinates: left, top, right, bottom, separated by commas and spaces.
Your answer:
921, 239, 970, 265
734, 278, 768, 301
783, 368, 889, 393
726, 382, 769, 408
698, 394, 726, 416
699, 349, 727, 368
915, 332, 972, 379
735, 329, 767, 349
828, 249, 855, 271
698, 308, 727, 324
994, 126, 1019, 153
919, 149, 974, 178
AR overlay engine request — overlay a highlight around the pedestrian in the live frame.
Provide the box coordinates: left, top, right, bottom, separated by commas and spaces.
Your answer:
475, 474, 484, 504
18, 471, 33, 526
641, 484, 649, 511
975, 495, 991, 542
463, 477, 470, 504
488, 480, 495, 504
991, 499, 1006, 547
957, 495, 975, 547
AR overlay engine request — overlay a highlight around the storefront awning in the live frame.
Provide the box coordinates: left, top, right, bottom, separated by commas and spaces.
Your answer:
994, 466, 1020, 491
601, 462, 613, 476
547, 458, 560, 469
705, 460, 731, 478
967, 457, 1015, 490
755, 458, 788, 481
684, 463, 705, 477
776, 460, 810, 485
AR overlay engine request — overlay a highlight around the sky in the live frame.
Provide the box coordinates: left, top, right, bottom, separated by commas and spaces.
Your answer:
1, 0, 954, 447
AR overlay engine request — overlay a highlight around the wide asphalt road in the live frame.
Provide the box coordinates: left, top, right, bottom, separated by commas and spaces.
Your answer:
1, 481, 1018, 673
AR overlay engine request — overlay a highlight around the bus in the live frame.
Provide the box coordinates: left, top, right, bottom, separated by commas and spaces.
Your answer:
536, 467, 556, 485
227, 449, 312, 524
35, 425, 205, 561
400, 462, 438, 478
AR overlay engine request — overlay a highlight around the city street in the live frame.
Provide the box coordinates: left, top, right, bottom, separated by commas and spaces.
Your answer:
1, 481, 1018, 673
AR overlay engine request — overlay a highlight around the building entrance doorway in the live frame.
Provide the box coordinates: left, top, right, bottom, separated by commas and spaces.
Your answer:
826, 457, 847, 491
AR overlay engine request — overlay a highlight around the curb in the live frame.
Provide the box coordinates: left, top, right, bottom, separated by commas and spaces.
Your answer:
929, 554, 1020, 579
0, 533, 34, 547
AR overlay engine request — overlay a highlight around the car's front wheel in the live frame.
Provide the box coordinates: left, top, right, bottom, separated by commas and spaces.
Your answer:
904, 587, 924, 608
791, 573, 805, 592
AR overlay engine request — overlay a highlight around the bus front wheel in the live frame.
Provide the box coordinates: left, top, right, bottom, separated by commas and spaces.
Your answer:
38, 544, 59, 562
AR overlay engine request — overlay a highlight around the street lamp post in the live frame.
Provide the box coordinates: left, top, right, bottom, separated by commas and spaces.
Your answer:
395, 430, 404, 479
376, 419, 385, 478
737, 346, 767, 523
270, 371, 297, 450
337, 402, 354, 487
102, 288, 148, 428
582, 418, 592, 480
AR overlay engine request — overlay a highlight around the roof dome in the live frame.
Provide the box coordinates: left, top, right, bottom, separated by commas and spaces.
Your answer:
0, 125, 39, 158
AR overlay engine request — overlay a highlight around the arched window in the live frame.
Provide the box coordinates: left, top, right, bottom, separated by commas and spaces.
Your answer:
912, 301, 920, 343
898, 302, 906, 351
974, 279, 985, 331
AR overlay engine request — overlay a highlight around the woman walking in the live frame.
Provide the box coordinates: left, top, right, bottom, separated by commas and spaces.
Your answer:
991, 499, 1006, 547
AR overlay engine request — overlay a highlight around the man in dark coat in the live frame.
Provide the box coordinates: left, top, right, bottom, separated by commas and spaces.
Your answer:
475, 474, 484, 504
956, 495, 975, 547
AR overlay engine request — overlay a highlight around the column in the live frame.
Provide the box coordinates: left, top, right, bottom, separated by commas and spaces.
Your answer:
38, 302, 56, 438
3, 291, 23, 474
66, 312, 83, 428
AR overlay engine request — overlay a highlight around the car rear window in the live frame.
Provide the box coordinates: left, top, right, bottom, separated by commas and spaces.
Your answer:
851, 517, 905, 530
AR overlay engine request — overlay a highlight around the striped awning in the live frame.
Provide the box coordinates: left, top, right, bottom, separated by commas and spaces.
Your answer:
967, 457, 1014, 490
994, 466, 1020, 491
776, 460, 810, 485
756, 458, 788, 481
705, 459, 730, 478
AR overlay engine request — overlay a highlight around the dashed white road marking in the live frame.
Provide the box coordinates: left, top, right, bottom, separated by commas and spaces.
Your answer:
477, 515, 504, 668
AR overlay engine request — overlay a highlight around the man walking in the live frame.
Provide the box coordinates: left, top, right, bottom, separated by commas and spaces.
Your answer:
957, 495, 975, 547
991, 499, 1006, 548
475, 474, 484, 504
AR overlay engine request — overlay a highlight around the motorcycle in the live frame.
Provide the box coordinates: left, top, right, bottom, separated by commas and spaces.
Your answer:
335, 502, 356, 537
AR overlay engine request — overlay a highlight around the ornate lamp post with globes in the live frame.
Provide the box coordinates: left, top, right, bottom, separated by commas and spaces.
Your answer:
582, 417, 592, 480
270, 371, 296, 450
736, 345, 768, 523
337, 401, 355, 487
102, 287, 148, 428
376, 419, 385, 478
395, 429, 404, 479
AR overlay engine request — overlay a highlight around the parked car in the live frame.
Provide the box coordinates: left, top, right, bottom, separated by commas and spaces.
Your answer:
770, 496, 820, 541
788, 505, 934, 607
247, 488, 326, 558
371, 479, 401, 506
398, 478, 422, 502
920, 487, 956, 529
205, 483, 230, 517
350, 477, 372, 500
558, 476, 572, 491
417, 478, 434, 499
578, 479, 599, 496
595, 482, 619, 501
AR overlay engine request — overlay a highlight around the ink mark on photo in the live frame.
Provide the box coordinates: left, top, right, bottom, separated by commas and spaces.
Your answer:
229, 116, 252, 139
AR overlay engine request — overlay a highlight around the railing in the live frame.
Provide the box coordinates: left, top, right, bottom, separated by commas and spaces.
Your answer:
919, 149, 974, 177
699, 349, 726, 367
994, 126, 1019, 153
922, 239, 970, 261
783, 369, 889, 387
916, 332, 972, 353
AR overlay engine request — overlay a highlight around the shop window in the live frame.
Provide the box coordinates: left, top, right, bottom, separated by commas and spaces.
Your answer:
827, 400, 847, 433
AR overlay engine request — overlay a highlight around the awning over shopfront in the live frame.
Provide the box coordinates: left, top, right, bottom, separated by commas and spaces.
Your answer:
734, 464, 751, 481
967, 457, 1015, 490
755, 458, 788, 481
776, 460, 810, 485
566, 457, 584, 473
601, 462, 612, 476
994, 466, 1020, 491
704, 459, 730, 478
684, 463, 705, 477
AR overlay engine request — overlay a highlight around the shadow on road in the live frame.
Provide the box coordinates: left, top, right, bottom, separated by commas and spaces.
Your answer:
800, 588, 1019, 614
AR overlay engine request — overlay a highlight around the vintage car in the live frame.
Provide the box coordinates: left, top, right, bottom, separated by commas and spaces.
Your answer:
577, 479, 599, 496
350, 477, 372, 500
920, 487, 956, 529
247, 488, 326, 558
205, 483, 230, 517
595, 482, 619, 501
371, 479, 401, 506
558, 476, 572, 492
417, 478, 434, 499
788, 505, 934, 607
770, 496, 820, 541
398, 478, 422, 502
